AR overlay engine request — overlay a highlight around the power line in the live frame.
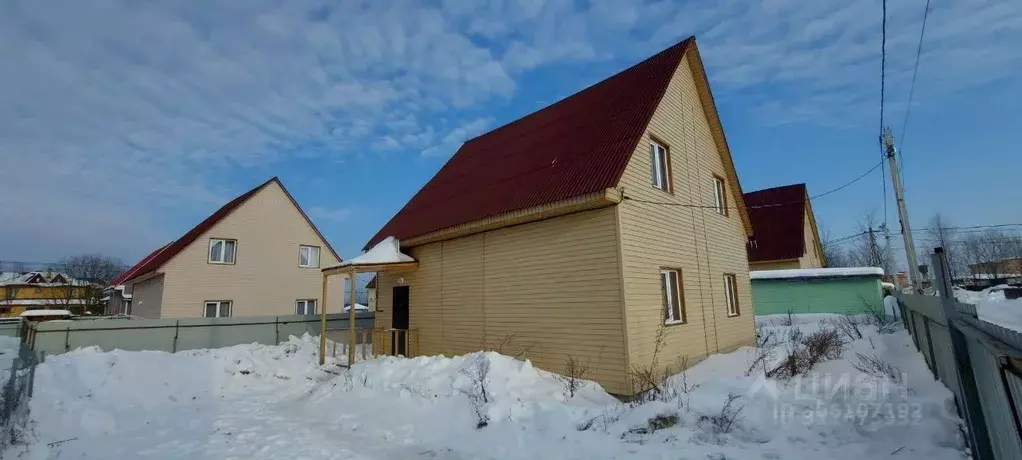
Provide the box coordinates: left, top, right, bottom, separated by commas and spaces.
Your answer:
623, 159, 884, 210
899, 0, 932, 173
879, 0, 890, 233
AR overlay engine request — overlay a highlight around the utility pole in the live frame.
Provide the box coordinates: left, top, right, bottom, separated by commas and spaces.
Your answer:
883, 127, 923, 293
867, 226, 880, 266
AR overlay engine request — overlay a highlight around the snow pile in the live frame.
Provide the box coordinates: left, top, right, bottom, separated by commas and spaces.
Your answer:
976, 298, 1022, 333
343, 303, 370, 312
19, 309, 72, 317
10, 318, 967, 460
953, 285, 1022, 332
750, 267, 884, 280
324, 236, 414, 269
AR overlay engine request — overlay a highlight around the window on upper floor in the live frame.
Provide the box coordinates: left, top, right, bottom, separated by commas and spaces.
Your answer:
723, 274, 740, 317
660, 268, 685, 324
649, 140, 671, 192
299, 245, 321, 268
208, 238, 237, 264
203, 300, 232, 318
713, 175, 728, 216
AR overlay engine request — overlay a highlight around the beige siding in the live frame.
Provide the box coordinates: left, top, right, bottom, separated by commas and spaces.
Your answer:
154, 181, 342, 318
376, 207, 631, 394
132, 275, 164, 319
798, 212, 825, 268
616, 52, 756, 388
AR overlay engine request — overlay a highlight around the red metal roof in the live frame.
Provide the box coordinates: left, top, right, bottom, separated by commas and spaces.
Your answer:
118, 177, 340, 284
366, 37, 694, 249
744, 183, 808, 262
110, 243, 171, 286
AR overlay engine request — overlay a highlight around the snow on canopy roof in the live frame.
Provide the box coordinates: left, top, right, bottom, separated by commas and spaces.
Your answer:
20, 309, 73, 317
750, 267, 885, 280
324, 237, 414, 270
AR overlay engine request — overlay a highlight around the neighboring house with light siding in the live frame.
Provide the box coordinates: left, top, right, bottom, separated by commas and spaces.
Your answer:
744, 183, 825, 271
1, 271, 96, 317
365, 37, 757, 396
112, 177, 343, 319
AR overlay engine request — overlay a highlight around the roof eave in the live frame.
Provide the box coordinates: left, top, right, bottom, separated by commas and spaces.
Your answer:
401, 188, 623, 249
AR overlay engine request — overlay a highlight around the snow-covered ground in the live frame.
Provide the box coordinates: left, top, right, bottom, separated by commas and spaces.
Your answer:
4, 315, 966, 460
955, 285, 1022, 333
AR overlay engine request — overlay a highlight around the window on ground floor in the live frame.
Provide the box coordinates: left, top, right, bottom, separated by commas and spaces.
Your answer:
295, 299, 317, 315
660, 268, 684, 324
204, 300, 232, 318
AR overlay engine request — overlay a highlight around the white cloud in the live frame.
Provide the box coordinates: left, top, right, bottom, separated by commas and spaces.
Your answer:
1, 0, 1019, 261
422, 117, 495, 158
308, 206, 352, 223
371, 136, 402, 152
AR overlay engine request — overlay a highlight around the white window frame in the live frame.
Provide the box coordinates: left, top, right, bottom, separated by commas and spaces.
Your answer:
649, 141, 670, 192
723, 274, 740, 317
299, 245, 321, 268
713, 176, 727, 216
295, 299, 317, 315
208, 238, 237, 264
203, 300, 232, 318
660, 268, 684, 324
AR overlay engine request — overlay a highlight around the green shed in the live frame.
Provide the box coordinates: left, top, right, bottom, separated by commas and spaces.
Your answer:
750, 267, 885, 315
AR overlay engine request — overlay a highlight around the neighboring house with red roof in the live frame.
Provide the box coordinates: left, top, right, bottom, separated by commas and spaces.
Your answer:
110, 177, 342, 319
743, 183, 825, 270
368, 37, 756, 396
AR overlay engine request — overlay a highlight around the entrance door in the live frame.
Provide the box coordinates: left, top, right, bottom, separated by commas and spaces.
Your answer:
392, 286, 409, 355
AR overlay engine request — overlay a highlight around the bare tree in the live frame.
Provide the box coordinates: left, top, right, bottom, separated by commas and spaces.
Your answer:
962, 231, 1022, 280
56, 254, 124, 315
822, 228, 852, 268
927, 213, 961, 279
848, 211, 895, 274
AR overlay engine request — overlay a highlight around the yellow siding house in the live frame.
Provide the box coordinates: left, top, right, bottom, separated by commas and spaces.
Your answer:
362, 37, 757, 396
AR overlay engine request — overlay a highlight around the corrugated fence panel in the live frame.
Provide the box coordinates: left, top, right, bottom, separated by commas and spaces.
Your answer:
967, 337, 1022, 460
29, 313, 374, 356
927, 322, 963, 404
900, 292, 1022, 460
913, 312, 934, 370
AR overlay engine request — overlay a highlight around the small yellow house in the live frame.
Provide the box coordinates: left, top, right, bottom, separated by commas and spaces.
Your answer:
0, 271, 95, 317
364, 37, 757, 396
113, 177, 344, 319
743, 183, 826, 270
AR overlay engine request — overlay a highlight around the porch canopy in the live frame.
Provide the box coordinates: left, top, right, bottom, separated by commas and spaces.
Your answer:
319, 237, 417, 365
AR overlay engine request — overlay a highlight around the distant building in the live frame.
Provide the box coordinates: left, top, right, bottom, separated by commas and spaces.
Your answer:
969, 258, 1022, 278
111, 177, 342, 319
0, 270, 98, 317
743, 183, 825, 270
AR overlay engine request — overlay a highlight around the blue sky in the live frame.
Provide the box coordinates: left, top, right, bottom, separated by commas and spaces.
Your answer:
1, 0, 1020, 270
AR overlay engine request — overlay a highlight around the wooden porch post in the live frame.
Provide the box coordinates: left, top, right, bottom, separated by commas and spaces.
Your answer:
348, 268, 357, 366
319, 272, 329, 365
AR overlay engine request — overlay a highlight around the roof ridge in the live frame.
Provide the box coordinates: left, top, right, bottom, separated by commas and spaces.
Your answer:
464, 37, 694, 146
118, 177, 278, 284
365, 36, 694, 250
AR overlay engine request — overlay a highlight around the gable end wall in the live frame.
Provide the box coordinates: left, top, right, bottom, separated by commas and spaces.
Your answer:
154, 181, 343, 318
616, 52, 757, 388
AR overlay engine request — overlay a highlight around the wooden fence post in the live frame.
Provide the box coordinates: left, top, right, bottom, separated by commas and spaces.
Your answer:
933, 248, 994, 460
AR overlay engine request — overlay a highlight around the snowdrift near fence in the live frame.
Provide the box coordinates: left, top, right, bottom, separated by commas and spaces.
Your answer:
9, 317, 969, 460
